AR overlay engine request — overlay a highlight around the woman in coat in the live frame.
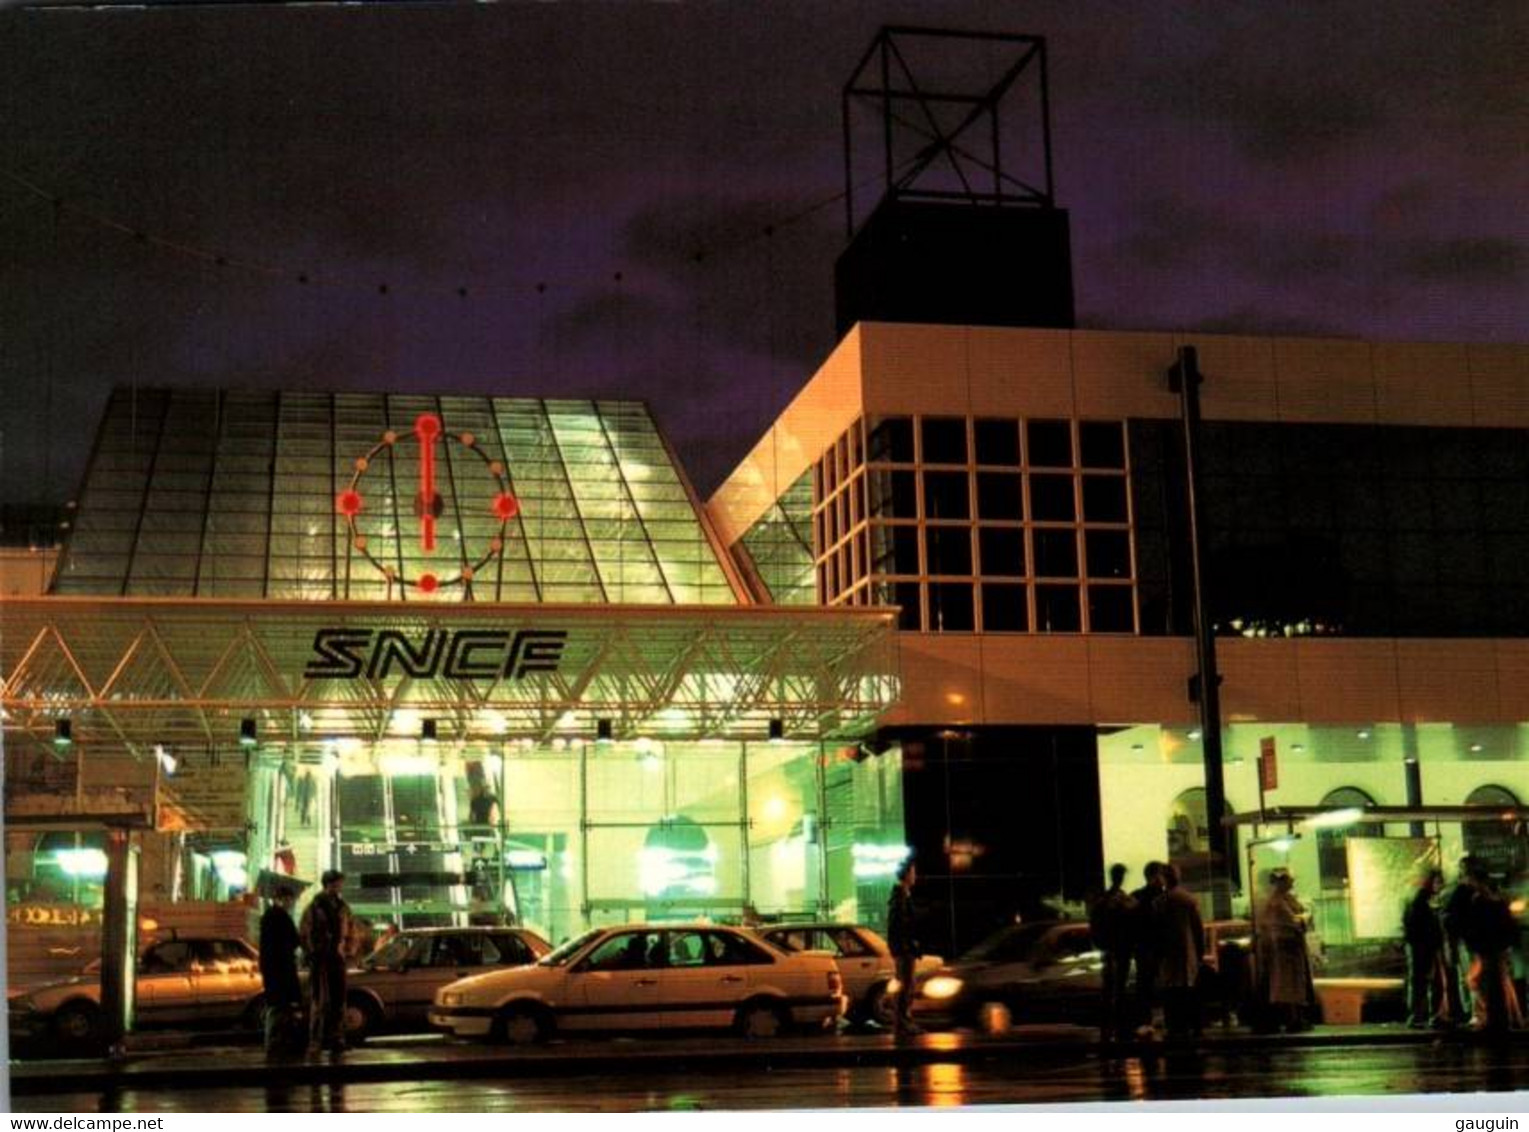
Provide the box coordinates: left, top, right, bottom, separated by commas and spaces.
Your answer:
1258, 868, 1315, 1032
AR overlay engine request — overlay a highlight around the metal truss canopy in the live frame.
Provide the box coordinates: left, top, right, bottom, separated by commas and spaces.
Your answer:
1, 598, 900, 757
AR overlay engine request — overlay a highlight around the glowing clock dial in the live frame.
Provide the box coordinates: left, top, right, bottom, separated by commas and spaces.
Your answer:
336, 412, 520, 595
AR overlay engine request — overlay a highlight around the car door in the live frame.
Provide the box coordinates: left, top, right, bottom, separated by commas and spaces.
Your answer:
192, 940, 263, 1021
825, 927, 885, 1003
1023, 927, 1103, 1022
134, 941, 198, 1027
351, 933, 424, 1025
566, 929, 666, 1032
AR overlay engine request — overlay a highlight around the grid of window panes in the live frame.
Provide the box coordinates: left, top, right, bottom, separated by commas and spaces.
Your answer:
53, 388, 737, 604
737, 470, 816, 605
820, 415, 1137, 633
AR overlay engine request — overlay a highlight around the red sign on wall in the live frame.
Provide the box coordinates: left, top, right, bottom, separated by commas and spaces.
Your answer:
1259, 736, 1278, 792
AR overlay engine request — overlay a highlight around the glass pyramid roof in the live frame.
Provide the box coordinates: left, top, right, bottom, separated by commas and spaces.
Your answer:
53, 387, 741, 604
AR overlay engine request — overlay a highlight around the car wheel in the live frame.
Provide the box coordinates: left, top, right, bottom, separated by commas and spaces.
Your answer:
494, 1003, 551, 1045
867, 982, 897, 1029
53, 1002, 102, 1051
735, 999, 790, 1039
342, 995, 381, 1044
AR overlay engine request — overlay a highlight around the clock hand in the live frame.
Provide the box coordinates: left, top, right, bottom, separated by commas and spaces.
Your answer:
415, 413, 442, 553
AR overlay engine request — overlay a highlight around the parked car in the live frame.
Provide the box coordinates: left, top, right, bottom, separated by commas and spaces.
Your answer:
342, 925, 550, 1040
430, 923, 845, 1043
8, 936, 263, 1053
913, 918, 1252, 1031
754, 923, 941, 1028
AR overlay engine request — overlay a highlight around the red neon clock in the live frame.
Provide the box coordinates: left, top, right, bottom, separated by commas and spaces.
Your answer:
337, 413, 519, 594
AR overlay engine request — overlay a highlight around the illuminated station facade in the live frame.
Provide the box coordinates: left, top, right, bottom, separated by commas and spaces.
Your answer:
1, 393, 902, 977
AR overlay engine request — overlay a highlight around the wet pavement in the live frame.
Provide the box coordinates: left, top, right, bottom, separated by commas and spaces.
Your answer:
10, 1025, 1529, 1111
12, 1042, 1529, 1112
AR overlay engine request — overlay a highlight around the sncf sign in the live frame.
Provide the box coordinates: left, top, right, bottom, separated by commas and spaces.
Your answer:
304, 628, 567, 680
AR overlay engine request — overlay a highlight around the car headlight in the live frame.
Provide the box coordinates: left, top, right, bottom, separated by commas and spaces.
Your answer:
439, 991, 463, 1008
885, 978, 902, 994
920, 975, 964, 1000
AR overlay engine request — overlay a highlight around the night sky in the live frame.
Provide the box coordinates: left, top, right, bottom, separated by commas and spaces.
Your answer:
1, 1, 1524, 509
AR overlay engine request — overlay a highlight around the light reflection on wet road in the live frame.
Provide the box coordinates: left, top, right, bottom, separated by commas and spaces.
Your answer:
18, 1044, 1529, 1113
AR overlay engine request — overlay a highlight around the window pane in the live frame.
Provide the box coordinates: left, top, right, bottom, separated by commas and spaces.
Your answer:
871, 523, 920, 575
921, 417, 968, 465
977, 473, 1023, 521
929, 583, 974, 631
1082, 476, 1129, 523
868, 470, 918, 519
1036, 585, 1082, 632
874, 581, 923, 630
1030, 475, 1075, 521
1085, 530, 1132, 579
978, 527, 1025, 577
981, 584, 1028, 632
867, 417, 915, 463
925, 526, 972, 576
974, 419, 1021, 466
1080, 422, 1126, 469
1034, 530, 1079, 577
1088, 585, 1135, 633
1027, 420, 1073, 468
923, 472, 969, 520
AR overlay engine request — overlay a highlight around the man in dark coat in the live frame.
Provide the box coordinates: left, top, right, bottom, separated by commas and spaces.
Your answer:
886, 857, 921, 1037
1403, 869, 1448, 1029
1155, 864, 1205, 1040
1442, 855, 1482, 1025
300, 869, 353, 1053
258, 885, 303, 1057
1089, 863, 1136, 1042
1129, 861, 1167, 1034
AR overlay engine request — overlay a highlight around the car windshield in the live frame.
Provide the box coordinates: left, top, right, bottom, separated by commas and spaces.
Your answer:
538, 929, 603, 967
961, 922, 1054, 964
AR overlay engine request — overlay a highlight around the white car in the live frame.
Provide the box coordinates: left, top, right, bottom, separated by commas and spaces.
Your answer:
9, 936, 263, 1053
756, 924, 943, 1028
431, 924, 845, 1042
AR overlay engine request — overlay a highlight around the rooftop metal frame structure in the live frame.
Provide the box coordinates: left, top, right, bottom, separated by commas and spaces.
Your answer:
842, 26, 1055, 234
1, 598, 900, 762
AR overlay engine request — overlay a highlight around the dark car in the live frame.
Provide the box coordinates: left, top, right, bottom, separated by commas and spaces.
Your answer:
341, 926, 550, 1041
913, 919, 1252, 1031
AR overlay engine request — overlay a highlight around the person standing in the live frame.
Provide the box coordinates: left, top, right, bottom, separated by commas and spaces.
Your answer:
1155, 864, 1205, 1040
1403, 869, 1449, 1029
1461, 862, 1521, 1034
258, 885, 303, 1059
886, 857, 921, 1037
1089, 863, 1136, 1042
1442, 855, 1481, 1025
300, 868, 353, 1054
1258, 868, 1315, 1032
1129, 861, 1167, 1035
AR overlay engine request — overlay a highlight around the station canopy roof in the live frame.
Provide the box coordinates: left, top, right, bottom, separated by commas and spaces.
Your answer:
5, 387, 900, 757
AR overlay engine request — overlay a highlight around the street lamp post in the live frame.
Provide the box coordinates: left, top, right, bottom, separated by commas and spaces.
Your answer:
1169, 345, 1232, 919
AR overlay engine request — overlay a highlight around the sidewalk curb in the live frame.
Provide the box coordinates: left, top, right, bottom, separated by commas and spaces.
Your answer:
13, 1028, 1523, 1096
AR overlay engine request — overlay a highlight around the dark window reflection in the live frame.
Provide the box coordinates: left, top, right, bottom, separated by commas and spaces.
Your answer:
1030, 475, 1075, 521
1034, 530, 1078, 578
926, 526, 973, 576
871, 523, 920, 575
929, 583, 974, 631
976, 473, 1023, 521
923, 472, 970, 520
974, 419, 1022, 466
1088, 585, 1135, 633
867, 417, 915, 463
982, 584, 1028, 631
1036, 585, 1081, 632
978, 527, 1026, 577
1079, 422, 1126, 469
1085, 530, 1132, 579
1027, 420, 1073, 468
921, 418, 968, 465
868, 470, 918, 519
1082, 476, 1129, 523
